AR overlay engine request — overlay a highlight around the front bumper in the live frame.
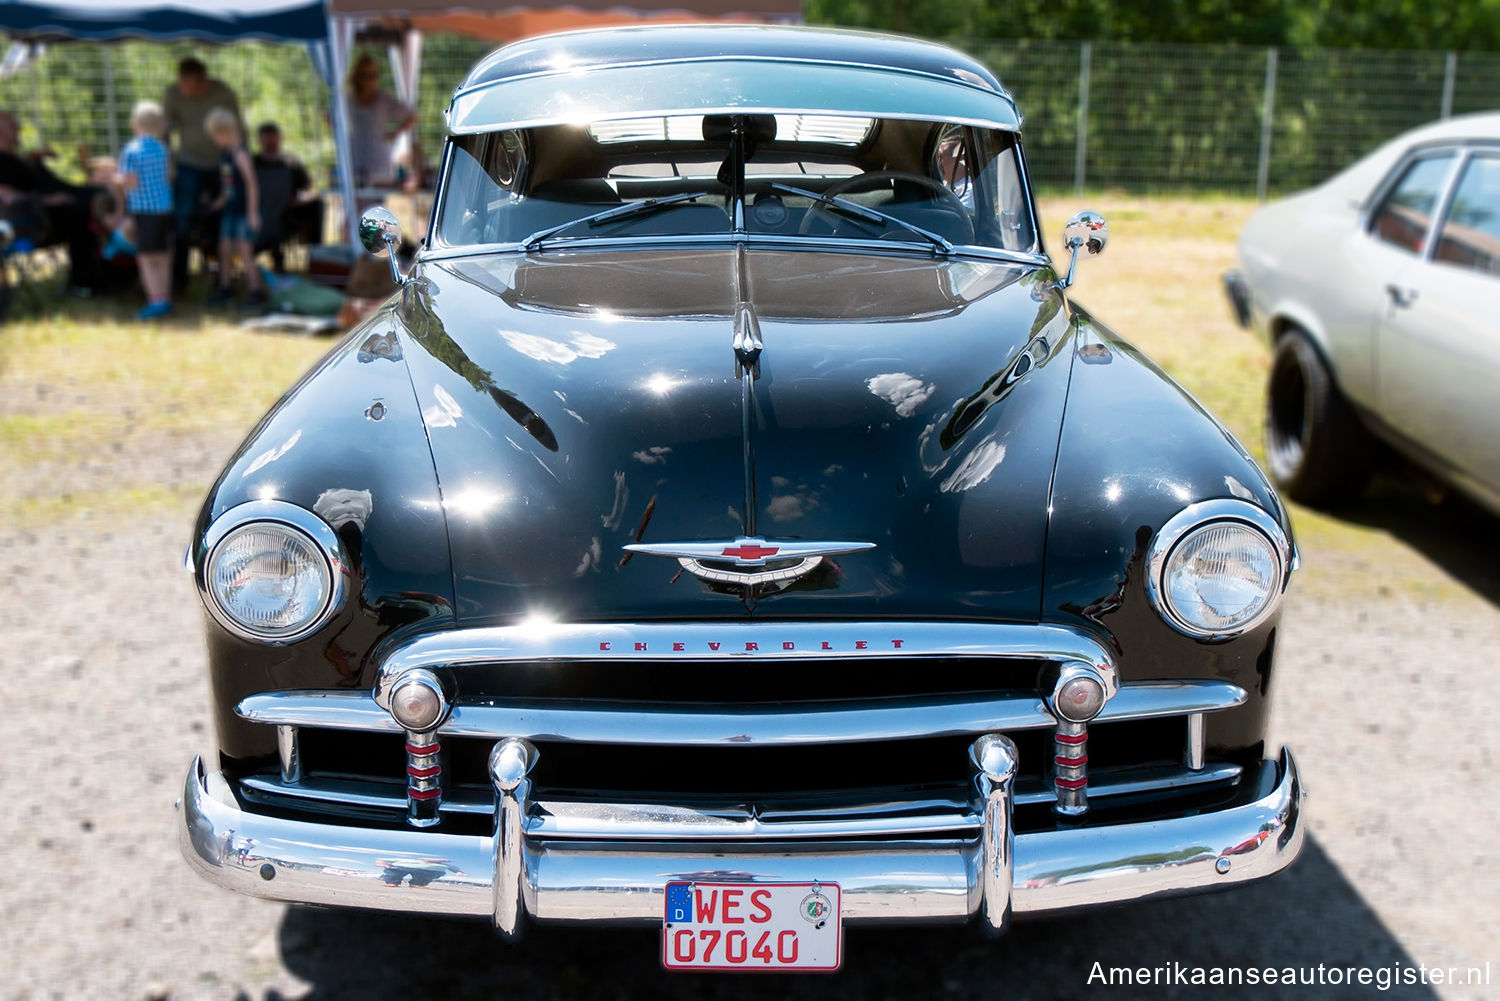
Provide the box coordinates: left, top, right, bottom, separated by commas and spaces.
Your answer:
179, 747, 1303, 934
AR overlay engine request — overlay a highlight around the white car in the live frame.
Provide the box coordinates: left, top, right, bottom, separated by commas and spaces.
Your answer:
1228, 113, 1500, 512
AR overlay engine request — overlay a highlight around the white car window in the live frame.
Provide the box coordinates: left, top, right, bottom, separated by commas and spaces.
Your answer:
1433, 154, 1500, 278
1370, 153, 1456, 255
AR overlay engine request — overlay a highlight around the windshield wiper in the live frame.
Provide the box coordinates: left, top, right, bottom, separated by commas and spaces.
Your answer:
519, 190, 722, 250
769, 182, 953, 255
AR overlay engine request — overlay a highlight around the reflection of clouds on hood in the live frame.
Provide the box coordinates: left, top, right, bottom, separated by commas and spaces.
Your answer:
500, 329, 616, 365
939, 438, 1006, 493
632, 446, 672, 465
602, 470, 628, 530
244, 429, 301, 476
574, 536, 602, 576
767, 493, 819, 522
422, 384, 463, 428
314, 488, 373, 530
866, 372, 935, 418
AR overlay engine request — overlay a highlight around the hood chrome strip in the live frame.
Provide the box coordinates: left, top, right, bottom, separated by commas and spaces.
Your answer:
734, 243, 760, 548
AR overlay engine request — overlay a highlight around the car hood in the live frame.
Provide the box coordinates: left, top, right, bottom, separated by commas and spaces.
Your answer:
395, 246, 1076, 623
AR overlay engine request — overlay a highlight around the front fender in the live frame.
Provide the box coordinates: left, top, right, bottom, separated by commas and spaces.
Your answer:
1042, 310, 1293, 757
192, 307, 454, 765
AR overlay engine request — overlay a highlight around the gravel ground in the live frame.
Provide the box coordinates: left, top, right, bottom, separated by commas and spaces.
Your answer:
4, 443, 1499, 999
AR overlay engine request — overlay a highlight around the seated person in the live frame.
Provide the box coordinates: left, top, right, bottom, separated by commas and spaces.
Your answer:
252, 122, 322, 269
0, 110, 105, 293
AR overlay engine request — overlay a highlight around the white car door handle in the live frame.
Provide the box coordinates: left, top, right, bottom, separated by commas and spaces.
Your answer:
1385, 284, 1419, 308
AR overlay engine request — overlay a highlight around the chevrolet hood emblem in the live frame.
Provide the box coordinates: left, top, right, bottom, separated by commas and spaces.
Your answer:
624, 536, 875, 586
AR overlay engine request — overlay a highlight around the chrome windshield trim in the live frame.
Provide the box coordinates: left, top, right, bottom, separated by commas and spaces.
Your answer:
371, 620, 1115, 708
238, 679, 1245, 749
417, 234, 1048, 268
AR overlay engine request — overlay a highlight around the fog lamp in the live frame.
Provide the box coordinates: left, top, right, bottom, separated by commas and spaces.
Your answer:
390, 671, 448, 732
1053, 674, 1106, 723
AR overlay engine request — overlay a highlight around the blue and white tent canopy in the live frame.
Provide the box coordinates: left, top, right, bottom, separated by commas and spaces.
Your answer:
0, 0, 328, 43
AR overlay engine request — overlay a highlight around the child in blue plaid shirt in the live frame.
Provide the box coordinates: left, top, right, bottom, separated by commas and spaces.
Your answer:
116, 100, 174, 319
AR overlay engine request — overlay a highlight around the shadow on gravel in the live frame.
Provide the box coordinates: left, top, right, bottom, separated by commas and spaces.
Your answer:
1337, 480, 1500, 607
264, 838, 1440, 1001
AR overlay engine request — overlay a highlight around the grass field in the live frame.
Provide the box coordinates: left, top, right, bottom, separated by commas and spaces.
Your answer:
2, 196, 1493, 603
0, 289, 332, 523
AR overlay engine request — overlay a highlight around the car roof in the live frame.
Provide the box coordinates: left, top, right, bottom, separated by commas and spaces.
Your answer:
1325, 112, 1500, 201
1394, 111, 1500, 145
445, 24, 1021, 135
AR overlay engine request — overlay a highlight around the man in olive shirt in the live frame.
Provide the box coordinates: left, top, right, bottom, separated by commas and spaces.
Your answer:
163, 57, 240, 292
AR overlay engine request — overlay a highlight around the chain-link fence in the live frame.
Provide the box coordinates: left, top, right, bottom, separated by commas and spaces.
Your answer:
959, 39, 1500, 195
1, 34, 1496, 197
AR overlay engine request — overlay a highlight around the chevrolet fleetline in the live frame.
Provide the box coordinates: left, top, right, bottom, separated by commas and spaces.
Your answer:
180, 26, 1304, 971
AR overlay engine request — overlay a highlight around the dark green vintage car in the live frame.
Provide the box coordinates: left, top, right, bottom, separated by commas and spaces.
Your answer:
180, 24, 1303, 972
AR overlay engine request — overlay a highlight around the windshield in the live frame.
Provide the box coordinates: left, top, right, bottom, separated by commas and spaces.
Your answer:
433, 114, 1037, 256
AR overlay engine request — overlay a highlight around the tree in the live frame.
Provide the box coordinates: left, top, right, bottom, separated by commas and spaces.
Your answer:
805, 0, 1500, 50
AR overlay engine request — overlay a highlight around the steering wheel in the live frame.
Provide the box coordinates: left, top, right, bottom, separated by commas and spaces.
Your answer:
797, 170, 975, 244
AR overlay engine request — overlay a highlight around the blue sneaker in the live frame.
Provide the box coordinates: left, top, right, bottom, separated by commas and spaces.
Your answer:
136, 301, 172, 320
103, 230, 135, 261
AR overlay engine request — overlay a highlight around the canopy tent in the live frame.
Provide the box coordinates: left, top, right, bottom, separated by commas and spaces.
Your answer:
329, 0, 800, 22
0, 0, 329, 43
0, 0, 364, 242
1, 0, 804, 248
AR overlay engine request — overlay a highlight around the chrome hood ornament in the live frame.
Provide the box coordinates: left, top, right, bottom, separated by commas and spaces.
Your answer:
624, 536, 875, 587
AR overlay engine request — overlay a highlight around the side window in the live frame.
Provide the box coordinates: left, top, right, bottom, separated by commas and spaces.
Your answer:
931, 124, 973, 205
1370, 153, 1455, 254
1434, 154, 1500, 278
436, 131, 526, 246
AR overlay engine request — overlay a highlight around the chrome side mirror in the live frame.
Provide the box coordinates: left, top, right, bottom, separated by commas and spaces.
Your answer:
359, 206, 412, 286
0, 219, 14, 252
1057, 210, 1107, 289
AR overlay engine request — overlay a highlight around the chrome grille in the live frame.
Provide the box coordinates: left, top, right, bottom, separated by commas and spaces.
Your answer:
229, 621, 1247, 837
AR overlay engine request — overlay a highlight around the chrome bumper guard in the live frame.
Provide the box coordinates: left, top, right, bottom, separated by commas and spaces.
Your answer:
179, 747, 1303, 935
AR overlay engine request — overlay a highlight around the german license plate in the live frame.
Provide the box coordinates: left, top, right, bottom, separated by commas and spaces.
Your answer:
661, 881, 842, 972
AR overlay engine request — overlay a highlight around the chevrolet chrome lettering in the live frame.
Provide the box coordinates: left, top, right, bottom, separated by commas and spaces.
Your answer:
595, 637, 907, 652
178, 24, 1306, 969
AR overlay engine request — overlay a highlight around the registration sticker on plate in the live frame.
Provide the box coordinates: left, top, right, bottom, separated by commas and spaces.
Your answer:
662, 881, 842, 972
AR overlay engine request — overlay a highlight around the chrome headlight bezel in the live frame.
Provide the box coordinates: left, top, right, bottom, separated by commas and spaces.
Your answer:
1145, 498, 1293, 641
198, 500, 347, 644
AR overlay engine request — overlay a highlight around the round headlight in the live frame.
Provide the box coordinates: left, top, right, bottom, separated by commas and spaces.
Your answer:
1148, 501, 1290, 639
206, 520, 335, 641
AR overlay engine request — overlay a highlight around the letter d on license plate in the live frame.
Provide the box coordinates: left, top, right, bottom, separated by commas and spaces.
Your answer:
662, 881, 842, 971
